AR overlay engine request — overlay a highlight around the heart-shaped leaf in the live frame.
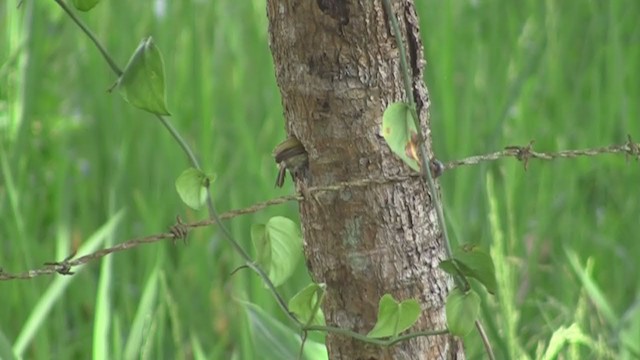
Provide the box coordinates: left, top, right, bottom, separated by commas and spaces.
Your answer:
367, 294, 421, 338
175, 168, 212, 210
446, 288, 480, 337
116, 37, 170, 115
251, 217, 302, 287
381, 102, 421, 171
288, 283, 326, 326
454, 245, 497, 294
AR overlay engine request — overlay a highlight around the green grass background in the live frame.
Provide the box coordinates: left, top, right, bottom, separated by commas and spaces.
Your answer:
1, 0, 639, 359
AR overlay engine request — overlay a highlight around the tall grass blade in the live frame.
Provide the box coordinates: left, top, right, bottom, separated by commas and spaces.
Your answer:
13, 210, 125, 357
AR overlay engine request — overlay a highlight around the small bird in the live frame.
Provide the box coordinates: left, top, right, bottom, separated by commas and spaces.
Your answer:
273, 136, 308, 187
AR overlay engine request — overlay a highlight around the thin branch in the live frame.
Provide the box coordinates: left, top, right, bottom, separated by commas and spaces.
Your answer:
157, 115, 203, 173
206, 188, 298, 324
475, 320, 495, 360
304, 324, 449, 347
380, 0, 454, 261
380, 3, 638, 357
53, 0, 122, 76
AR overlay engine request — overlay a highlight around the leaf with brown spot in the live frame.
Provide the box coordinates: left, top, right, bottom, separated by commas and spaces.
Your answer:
381, 102, 421, 171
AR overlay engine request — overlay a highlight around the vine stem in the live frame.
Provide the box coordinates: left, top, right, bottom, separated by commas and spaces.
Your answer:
381, 0, 497, 357
380, 0, 453, 261
304, 325, 449, 346
52, 0, 298, 327
476, 320, 496, 360
54, 0, 122, 76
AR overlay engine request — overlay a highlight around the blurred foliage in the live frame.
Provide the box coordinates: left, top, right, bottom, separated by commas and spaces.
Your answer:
1, 0, 639, 359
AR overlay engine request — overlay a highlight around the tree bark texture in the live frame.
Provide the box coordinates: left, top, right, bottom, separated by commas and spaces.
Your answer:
266, 1, 464, 359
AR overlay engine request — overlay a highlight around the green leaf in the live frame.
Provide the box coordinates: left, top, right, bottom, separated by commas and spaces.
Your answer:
72, 0, 100, 11
116, 37, 170, 115
251, 216, 302, 287
565, 248, 618, 326
175, 168, 212, 210
380, 102, 420, 171
366, 294, 421, 338
438, 259, 463, 277
540, 323, 593, 360
446, 288, 480, 337
288, 283, 326, 326
454, 245, 497, 294
250, 224, 270, 270
124, 267, 160, 360
12, 211, 124, 357
240, 301, 328, 360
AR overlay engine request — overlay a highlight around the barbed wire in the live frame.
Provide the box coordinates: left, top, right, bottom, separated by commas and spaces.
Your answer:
0, 194, 300, 280
1, 136, 638, 281
446, 135, 639, 171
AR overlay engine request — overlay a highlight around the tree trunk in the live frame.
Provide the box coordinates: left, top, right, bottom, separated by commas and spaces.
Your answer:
266, 1, 463, 359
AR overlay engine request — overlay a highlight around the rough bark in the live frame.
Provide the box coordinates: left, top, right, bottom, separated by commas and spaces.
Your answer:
266, 1, 464, 359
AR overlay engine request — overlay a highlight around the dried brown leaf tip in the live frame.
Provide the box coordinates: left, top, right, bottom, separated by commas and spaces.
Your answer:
404, 132, 421, 166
